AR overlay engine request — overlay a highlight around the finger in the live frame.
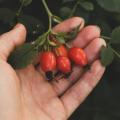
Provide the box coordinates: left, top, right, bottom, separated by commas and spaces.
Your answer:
68, 38, 106, 80
61, 60, 105, 117
65, 38, 106, 83
51, 37, 105, 96
85, 38, 106, 63
53, 17, 84, 32
0, 23, 26, 61
66, 30, 103, 84
36, 17, 85, 72
72, 25, 101, 48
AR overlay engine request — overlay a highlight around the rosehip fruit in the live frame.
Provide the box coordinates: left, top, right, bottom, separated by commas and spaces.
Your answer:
54, 45, 68, 57
56, 56, 71, 73
40, 51, 56, 72
68, 47, 88, 66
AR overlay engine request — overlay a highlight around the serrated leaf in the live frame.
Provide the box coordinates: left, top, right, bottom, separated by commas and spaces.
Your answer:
20, 0, 32, 6
111, 26, 120, 44
8, 43, 38, 69
0, 8, 15, 23
100, 46, 114, 66
96, 0, 120, 13
56, 36, 65, 44
35, 34, 47, 46
60, 7, 72, 19
52, 15, 63, 24
47, 39, 57, 47
65, 24, 80, 41
80, 2, 94, 11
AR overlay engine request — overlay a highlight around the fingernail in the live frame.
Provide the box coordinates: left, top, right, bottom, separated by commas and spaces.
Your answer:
95, 25, 101, 32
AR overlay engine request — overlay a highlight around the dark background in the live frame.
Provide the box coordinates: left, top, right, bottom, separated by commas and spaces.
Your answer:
0, 0, 120, 120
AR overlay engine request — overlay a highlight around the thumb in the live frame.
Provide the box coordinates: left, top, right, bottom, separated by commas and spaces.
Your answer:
0, 23, 27, 61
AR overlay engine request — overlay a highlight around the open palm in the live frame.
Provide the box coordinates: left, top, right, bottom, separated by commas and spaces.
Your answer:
0, 17, 106, 120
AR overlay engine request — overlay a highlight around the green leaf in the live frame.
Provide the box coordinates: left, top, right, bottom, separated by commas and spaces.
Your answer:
111, 26, 120, 44
65, 24, 80, 41
48, 40, 58, 47
60, 7, 72, 19
0, 8, 15, 23
96, 0, 120, 13
80, 2, 94, 11
52, 15, 63, 24
20, 0, 32, 6
8, 43, 38, 69
56, 36, 65, 44
100, 46, 114, 66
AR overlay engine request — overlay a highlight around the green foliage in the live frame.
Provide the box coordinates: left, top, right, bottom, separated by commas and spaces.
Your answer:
80, 2, 94, 11
60, 7, 72, 19
96, 0, 120, 13
100, 46, 114, 66
55, 36, 66, 44
1, 0, 120, 120
111, 26, 120, 44
8, 43, 38, 69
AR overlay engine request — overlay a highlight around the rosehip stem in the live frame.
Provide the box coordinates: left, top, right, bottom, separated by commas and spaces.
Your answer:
69, 0, 81, 17
101, 36, 111, 40
101, 35, 111, 44
16, 0, 24, 17
42, 0, 53, 31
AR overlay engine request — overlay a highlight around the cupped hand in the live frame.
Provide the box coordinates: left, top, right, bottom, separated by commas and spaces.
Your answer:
0, 17, 106, 120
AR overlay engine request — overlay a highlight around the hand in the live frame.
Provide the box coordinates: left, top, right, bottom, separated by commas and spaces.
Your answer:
0, 17, 106, 120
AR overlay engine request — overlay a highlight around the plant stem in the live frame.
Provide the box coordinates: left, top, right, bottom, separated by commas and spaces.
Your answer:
69, 0, 80, 17
111, 47, 120, 59
101, 35, 111, 44
34, 0, 53, 48
42, 0, 52, 30
42, 0, 52, 16
16, 0, 24, 17
101, 35, 111, 40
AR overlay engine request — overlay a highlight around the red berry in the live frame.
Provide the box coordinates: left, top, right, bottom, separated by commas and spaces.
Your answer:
56, 56, 71, 73
40, 52, 56, 72
68, 47, 88, 66
54, 45, 68, 57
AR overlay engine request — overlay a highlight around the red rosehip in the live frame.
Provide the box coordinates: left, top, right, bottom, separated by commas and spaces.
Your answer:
56, 56, 71, 73
40, 51, 56, 72
68, 47, 88, 66
54, 45, 68, 57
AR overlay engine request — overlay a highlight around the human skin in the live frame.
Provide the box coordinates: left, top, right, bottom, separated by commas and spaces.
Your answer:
0, 17, 106, 120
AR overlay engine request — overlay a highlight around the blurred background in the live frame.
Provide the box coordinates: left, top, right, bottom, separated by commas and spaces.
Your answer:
0, 0, 120, 119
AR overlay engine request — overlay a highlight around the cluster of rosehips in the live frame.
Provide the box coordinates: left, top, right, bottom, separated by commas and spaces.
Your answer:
39, 44, 88, 79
